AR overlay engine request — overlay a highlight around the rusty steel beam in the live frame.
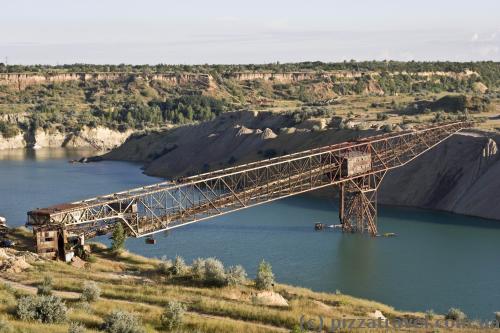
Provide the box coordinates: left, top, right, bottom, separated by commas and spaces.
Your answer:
27, 121, 472, 246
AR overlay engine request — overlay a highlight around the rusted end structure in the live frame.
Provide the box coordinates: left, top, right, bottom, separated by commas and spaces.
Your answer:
27, 121, 473, 257
28, 204, 85, 259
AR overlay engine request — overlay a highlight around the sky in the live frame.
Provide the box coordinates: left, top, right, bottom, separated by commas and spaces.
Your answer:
0, 0, 499, 64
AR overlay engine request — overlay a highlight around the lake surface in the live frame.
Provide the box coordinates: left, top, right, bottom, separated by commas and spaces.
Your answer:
1, 148, 499, 319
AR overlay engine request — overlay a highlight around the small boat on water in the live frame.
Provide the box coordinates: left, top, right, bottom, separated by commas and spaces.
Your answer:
382, 232, 397, 237
314, 223, 325, 230
314, 223, 342, 231
145, 237, 156, 244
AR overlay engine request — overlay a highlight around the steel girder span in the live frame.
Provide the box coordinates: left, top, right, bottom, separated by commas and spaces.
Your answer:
27, 121, 471, 258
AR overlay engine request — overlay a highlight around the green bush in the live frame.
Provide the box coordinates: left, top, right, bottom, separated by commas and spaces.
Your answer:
204, 258, 226, 287
381, 124, 393, 132
290, 324, 306, 333
74, 244, 92, 261
80, 281, 100, 303
0, 121, 19, 139
425, 309, 435, 319
160, 300, 186, 331
102, 310, 143, 333
16, 295, 67, 323
191, 258, 206, 280
172, 256, 188, 276
445, 308, 467, 321
255, 260, 275, 290
226, 265, 247, 286
37, 276, 53, 296
111, 223, 126, 252
157, 256, 173, 275
68, 322, 86, 333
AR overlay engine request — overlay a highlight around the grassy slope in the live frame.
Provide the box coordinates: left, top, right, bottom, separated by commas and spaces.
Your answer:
1, 228, 497, 333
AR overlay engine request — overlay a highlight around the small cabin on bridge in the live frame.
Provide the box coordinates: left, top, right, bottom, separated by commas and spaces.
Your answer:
340, 151, 372, 177
27, 203, 83, 225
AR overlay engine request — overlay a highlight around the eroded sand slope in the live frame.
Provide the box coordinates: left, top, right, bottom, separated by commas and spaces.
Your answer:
104, 111, 500, 220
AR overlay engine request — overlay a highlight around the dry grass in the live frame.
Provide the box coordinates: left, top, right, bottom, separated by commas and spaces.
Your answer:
0, 234, 498, 332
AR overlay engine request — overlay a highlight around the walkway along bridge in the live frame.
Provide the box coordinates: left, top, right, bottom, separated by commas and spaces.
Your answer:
27, 121, 472, 259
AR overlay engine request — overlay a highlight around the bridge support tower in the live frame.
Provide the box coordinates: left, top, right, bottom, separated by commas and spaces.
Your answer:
338, 171, 386, 236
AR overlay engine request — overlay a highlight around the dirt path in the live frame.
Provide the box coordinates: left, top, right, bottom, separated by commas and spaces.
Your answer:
0, 276, 80, 299
0, 276, 288, 332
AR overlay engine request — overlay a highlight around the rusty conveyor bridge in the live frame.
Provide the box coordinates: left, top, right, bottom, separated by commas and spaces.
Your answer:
27, 121, 471, 258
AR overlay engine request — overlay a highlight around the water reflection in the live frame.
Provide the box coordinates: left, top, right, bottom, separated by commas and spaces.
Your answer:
0, 147, 99, 161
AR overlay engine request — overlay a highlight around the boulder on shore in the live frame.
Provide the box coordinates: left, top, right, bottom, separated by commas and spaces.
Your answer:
252, 291, 289, 307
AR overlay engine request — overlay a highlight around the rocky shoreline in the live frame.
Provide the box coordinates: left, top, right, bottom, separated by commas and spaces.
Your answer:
0, 125, 133, 151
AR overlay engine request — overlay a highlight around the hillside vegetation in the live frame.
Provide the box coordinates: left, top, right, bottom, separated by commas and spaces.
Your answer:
0, 61, 499, 143
0, 228, 497, 333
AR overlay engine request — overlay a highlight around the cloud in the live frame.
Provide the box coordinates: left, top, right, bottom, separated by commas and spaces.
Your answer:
471, 33, 479, 42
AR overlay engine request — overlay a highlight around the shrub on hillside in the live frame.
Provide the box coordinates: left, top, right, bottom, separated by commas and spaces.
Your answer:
102, 310, 143, 333
16, 295, 67, 323
111, 223, 126, 252
37, 276, 53, 296
68, 322, 86, 333
157, 256, 173, 275
191, 258, 206, 280
445, 308, 467, 321
204, 258, 226, 287
381, 124, 393, 132
255, 260, 275, 290
160, 300, 186, 331
172, 256, 188, 275
80, 281, 100, 303
226, 265, 247, 286
0, 121, 19, 139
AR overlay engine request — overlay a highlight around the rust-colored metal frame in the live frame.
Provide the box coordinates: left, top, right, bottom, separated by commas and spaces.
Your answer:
339, 171, 386, 235
27, 121, 471, 240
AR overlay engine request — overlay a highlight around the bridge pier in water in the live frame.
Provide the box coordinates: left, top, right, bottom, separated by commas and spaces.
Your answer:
338, 172, 386, 236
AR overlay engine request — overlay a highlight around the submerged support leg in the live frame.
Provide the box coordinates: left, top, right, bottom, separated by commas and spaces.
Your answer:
338, 171, 386, 236
338, 182, 344, 223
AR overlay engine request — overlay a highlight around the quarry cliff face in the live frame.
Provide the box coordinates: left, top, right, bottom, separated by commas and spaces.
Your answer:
103, 110, 500, 221
0, 126, 132, 151
0, 72, 213, 90
379, 132, 500, 220
0, 70, 478, 90
227, 70, 479, 83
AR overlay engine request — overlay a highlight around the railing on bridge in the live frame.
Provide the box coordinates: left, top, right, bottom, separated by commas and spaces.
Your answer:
27, 121, 472, 259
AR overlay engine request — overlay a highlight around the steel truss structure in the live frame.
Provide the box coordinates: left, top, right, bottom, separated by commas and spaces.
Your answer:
27, 121, 471, 256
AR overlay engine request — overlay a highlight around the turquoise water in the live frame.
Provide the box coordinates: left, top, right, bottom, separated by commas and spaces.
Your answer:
1, 148, 499, 319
